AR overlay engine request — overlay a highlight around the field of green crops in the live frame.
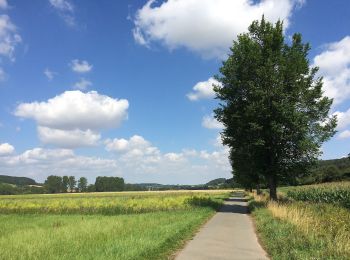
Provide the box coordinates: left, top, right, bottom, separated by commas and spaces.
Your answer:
0, 190, 231, 260
281, 181, 350, 208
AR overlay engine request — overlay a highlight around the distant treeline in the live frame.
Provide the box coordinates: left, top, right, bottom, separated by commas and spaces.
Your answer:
1, 156, 349, 195
297, 157, 350, 185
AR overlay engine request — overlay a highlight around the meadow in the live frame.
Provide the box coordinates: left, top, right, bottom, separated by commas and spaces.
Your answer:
248, 182, 350, 259
0, 190, 230, 260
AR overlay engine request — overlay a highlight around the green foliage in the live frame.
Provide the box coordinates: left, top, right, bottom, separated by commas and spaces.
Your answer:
62, 176, 69, 192
299, 157, 350, 184
284, 182, 350, 208
87, 184, 96, 192
77, 177, 88, 192
0, 183, 19, 195
95, 176, 124, 192
68, 176, 76, 192
214, 16, 336, 199
44, 175, 63, 193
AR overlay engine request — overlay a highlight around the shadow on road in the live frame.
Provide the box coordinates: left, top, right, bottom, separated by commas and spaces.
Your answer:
219, 203, 248, 214
225, 197, 247, 203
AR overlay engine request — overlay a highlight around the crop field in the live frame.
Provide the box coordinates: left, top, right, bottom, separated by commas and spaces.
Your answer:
0, 190, 231, 260
280, 181, 350, 208
249, 182, 350, 259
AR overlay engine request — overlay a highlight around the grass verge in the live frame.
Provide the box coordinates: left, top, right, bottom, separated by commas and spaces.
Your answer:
249, 193, 350, 260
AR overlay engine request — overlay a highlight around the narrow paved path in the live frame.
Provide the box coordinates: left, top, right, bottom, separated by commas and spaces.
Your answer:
175, 192, 268, 260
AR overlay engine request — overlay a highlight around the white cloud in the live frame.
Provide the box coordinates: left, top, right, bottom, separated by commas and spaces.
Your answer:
104, 134, 230, 184
44, 68, 56, 81
70, 59, 93, 73
164, 152, 185, 162
38, 126, 101, 148
49, 0, 73, 12
0, 148, 118, 182
313, 36, 350, 106
73, 78, 92, 90
105, 135, 151, 152
202, 114, 224, 129
338, 130, 350, 140
0, 0, 8, 9
187, 77, 220, 101
214, 134, 224, 147
49, 0, 76, 27
15, 90, 129, 131
0, 14, 22, 61
133, 0, 303, 58
0, 135, 231, 184
0, 143, 14, 156
15, 91, 128, 149
333, 108, 350, 130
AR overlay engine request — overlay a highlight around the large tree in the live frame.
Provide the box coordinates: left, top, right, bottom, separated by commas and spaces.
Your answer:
44, 175, 63, 194
77, 177, 88, 192
214, 17, 336, 200
68, 176, 76, 192
62, 176, 69, 193
95, 176, 124, 192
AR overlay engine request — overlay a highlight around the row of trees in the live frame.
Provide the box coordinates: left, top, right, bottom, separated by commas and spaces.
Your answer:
44, 176, 87, 193
214, 17, 336, 199
44, 175, 124, 194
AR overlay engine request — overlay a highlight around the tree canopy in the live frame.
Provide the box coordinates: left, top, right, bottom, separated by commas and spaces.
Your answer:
95, 176, 125, 192
214, 17, 336, 199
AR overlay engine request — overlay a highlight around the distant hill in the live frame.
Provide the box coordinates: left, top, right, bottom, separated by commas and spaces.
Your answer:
0, 175, 37, 186
304, 157, 350, 184
205, 178, 227, 186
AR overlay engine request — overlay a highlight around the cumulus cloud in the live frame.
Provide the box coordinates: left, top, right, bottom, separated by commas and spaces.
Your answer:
133, 0, 303, 58
0, 147, 118, 182
15, 90, 129, 131
70, 59, 93, 73
0, 135, 231, 184
73, 78, 92, 90
15, 91, 128, 148
338, 130, 350, 140
333, 108, 350, 130
38, 127, 101, 148
313, 36, 350, 106
0, 14, 22, 61
105, 135, 150, 152
104, 134, 230, 184
44, 68, 56, 81
202, 114, 224, 129
187, 77, 220, 101
0, 142, 14, 156
49, 0, 76, 27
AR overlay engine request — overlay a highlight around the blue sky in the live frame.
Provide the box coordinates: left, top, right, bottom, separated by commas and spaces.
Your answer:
0, 0, 349, 184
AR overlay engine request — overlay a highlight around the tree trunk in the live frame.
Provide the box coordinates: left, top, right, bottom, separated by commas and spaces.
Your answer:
269, 175, 277, 200
256, 184, 261, 195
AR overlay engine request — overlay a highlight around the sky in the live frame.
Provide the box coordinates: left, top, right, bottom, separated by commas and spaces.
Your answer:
0, 0, 349, 185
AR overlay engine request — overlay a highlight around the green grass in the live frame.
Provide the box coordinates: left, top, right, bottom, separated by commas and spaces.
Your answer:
249, 191, 350, 259
0, 209, 214, 260
0, 190, 230, 259
252, 207, 333, 260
